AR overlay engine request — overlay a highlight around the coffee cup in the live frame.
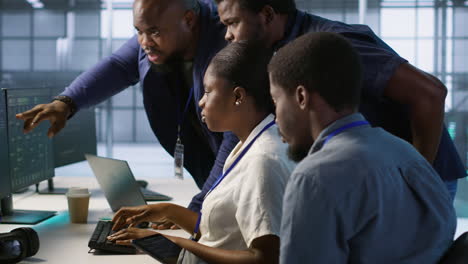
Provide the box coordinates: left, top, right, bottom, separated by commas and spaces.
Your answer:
66, 187, 91, 224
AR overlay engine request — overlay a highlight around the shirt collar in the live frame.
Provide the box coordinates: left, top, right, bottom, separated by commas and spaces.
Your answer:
309, 113, 368, 155
272, 9, 305, 51
243, 113, 276, 146
224, 114, 275, 169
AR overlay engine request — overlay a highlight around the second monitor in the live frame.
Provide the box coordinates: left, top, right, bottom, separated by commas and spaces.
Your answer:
38, 87, 97, 194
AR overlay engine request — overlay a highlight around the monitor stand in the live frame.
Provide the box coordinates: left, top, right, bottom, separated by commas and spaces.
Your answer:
36, 178, 68, 195
0, 195, 56, 225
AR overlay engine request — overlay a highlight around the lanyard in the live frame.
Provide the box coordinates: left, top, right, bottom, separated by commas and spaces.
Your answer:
322, 120, 369, 146
176, 83, 195, 140
192, 120, 276, 240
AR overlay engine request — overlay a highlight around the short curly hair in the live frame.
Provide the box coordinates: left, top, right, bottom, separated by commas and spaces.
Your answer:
214, 0, 296, 14
268, 32, 363, 112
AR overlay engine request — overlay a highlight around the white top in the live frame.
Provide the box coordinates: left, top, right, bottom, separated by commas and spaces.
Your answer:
180, 114, 296, 263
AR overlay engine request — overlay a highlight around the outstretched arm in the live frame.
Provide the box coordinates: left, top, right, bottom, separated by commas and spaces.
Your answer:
16, 35, 141, 137
60, 35, 141, 109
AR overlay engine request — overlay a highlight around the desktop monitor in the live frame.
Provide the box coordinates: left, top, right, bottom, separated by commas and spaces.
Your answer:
446, 111, 468, 212
0, 88, 56, 224
0, 89, 11, 200
6, 88, 55, 190
445, 111, 468, 170
53, 108, 97, 167
37, 87, 97, 194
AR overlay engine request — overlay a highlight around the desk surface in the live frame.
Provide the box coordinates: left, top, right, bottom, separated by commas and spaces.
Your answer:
3, 176, 468, 263
0, 176, 199, 264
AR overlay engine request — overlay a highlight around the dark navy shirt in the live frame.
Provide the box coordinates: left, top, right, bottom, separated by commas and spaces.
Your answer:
276, 10, 466, 181
61, 1, 237, 212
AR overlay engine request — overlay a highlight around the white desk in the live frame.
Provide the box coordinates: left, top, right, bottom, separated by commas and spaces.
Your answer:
3, 176, 468, 263
0, 176, 199, 264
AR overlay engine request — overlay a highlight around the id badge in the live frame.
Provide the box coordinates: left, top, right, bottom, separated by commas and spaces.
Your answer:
174, 140, 184, 179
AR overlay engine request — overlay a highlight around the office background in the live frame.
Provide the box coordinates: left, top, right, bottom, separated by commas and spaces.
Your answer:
0, 0, 467, 210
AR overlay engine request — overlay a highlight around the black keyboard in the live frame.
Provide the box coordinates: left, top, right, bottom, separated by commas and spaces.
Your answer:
140, 188, 172, 201
88, 221, 136, 254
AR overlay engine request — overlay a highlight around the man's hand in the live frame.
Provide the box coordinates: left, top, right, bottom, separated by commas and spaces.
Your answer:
15, 100, 71, 138
107, 227, 158, 246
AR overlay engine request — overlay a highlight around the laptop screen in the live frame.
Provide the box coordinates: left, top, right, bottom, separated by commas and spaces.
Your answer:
85, 154, 147, 212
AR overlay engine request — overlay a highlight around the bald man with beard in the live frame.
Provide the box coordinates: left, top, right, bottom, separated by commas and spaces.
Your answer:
16, 0, 238, 218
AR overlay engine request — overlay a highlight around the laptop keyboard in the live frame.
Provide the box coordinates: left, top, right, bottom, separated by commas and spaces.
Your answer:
88, 221, 136, 254
140, 187, 172, 201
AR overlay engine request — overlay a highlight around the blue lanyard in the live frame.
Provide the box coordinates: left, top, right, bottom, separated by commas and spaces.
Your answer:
176, 84, 194, 139
322, 120, 369, 146
192, 120, 276, 239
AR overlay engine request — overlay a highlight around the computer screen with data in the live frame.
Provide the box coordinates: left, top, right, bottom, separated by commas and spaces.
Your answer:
0, 87, 56, 224
4, 88, 55, 191
32, 87, 98, 194
0, 89, 11, 200
51, 88, 97, 168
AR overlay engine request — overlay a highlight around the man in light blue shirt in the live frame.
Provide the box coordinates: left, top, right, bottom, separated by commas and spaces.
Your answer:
269, 32, 456, 263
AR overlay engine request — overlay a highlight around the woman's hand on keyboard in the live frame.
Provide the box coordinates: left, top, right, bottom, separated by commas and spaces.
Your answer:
111, 203, 170, 231
107, 227, 158, 246
151, 220, 180, 230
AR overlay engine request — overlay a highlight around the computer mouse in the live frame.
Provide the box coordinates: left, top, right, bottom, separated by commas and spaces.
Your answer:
136, 180, 148, 189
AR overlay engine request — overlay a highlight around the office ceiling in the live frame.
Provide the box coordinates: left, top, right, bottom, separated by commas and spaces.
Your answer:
0, 0, 103, 9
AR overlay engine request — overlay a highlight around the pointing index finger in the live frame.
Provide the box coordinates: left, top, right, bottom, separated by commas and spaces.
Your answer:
16, 107, 42, 120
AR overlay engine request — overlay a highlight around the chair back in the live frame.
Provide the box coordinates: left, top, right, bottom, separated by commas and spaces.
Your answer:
438, 232, 468, 264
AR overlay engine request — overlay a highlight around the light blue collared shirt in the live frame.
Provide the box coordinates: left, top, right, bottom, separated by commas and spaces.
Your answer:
280, 113, 456, 264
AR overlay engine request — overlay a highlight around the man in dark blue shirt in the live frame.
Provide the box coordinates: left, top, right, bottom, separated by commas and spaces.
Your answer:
214, 0, 467, 198
15, 0, 238, 216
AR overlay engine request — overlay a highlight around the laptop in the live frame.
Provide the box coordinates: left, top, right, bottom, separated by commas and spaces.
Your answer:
85, 154, 172, 212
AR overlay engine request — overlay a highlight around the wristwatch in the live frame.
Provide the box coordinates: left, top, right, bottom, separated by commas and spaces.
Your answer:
52, 95, 77, 119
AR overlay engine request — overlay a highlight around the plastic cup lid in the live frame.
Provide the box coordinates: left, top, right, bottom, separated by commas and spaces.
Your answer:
66, 187, 90, 197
